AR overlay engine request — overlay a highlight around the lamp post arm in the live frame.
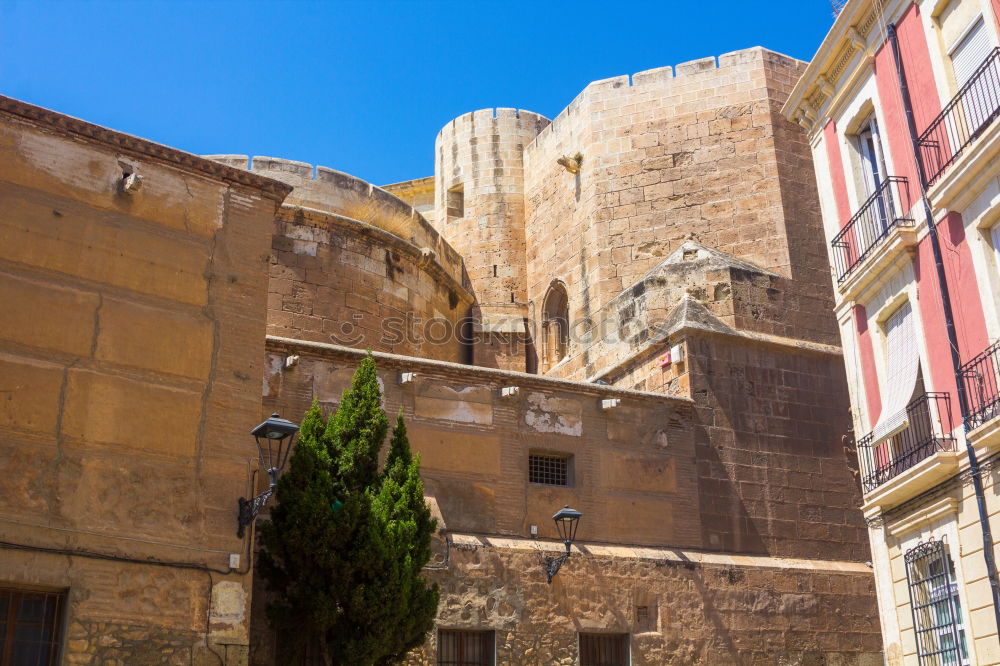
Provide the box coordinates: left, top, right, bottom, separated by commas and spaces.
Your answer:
237, 485, 275, 538
544, 553, 568, 583
544, 541, 573, 583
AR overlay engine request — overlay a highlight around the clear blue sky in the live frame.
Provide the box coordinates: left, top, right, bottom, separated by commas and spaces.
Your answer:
0, 1, 836, 185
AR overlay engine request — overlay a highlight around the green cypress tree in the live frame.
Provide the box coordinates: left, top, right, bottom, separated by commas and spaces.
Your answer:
256, 399, 340, 662
258, 354, 439, 665
373, 414, 440, 663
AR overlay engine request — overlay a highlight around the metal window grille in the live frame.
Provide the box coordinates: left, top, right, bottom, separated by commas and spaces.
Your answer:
0, 587, 66, 666
635, 605, 653, 631
829, 176, 912, 283
960, 340, 1000, 430
579, 633, 629, 666
918, 47, 1000, 185
438, 629, 494, 666
905, 540, 970, 665
856, 392, 955, 492
528, 454, 569, 486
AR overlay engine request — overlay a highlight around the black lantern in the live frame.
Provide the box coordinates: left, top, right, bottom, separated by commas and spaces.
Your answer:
544, 504, 582, 583
237, 413, 300, 537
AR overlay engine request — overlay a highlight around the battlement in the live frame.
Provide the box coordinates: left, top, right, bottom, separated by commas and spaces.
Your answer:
203, 154, 466, 284
435, 108, 550, 144
528, 46, 803, 153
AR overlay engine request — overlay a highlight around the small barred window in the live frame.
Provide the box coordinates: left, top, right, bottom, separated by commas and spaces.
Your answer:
905, 539, 970, 665
579, 633, 629, 666
438, 629, 494, 666
528, 454, 570, 486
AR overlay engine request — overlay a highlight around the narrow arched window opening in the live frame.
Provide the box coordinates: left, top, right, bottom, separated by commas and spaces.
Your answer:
541, 282, 569, 372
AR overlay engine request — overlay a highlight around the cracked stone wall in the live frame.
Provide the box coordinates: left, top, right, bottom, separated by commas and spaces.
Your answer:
400, 541, 882, 665
0, 102, 287, 664
253, 340, 880, 663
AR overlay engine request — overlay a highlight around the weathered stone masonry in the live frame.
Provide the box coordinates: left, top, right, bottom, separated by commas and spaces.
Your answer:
1, 43, 882, 666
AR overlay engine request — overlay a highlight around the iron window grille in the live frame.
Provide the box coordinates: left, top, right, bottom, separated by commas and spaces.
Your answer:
856, 392, 955, 492
528, 454, 570, 486
579, 633, 629, 666
905, 540, 970, 665
829, 176, 913, 283
438, 629, 494, 666
960, 339, 1000, 430
0, 587, 66, 666
918, 47, 1000, 185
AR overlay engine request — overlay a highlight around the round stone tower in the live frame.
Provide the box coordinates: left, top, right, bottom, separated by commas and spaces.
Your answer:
434, 108, 550, 370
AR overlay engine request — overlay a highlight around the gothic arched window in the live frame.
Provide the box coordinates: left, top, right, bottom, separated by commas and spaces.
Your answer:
542, 281, 569, 371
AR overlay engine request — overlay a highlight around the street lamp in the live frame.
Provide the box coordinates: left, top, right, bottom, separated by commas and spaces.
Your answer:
237, 413, 299, 537
544, 505, 582, 583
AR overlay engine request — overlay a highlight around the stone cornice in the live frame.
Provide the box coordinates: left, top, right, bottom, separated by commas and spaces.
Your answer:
0, 95, 294, 202
448, 533, 873, 572
782, 0, 909, 134
265, 335, 694, 407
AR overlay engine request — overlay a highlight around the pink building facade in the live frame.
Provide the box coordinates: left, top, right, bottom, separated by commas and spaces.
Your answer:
785, 0, 1000, 662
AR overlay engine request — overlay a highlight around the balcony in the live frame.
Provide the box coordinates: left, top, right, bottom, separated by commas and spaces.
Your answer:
857, 392, 956, 494
919, 47, 1000, 186
831, 176, 915, 285
960, 340, 1000, 431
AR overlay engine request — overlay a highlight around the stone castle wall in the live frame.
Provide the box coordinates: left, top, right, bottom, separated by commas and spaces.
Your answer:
522, 47, 840, 383
433, 109, 551, 371
405, 538, 881, 666
261, 338, 696, 547
206, 156, 475, 362
0, 97, 289, 661
0, 42, 881, 665
252, 333, 876, 663
206, 155, 465, 287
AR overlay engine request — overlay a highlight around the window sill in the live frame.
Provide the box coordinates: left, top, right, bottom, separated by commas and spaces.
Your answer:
837, 220, 919, 303
927, 113, 1000, 214
966, 408, 1000, 454
861, 449, 963, 514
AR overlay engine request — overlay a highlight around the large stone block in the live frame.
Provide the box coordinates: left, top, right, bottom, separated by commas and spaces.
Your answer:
96, 298, 214, 379
62, 369, 202, 456
0, 190, 210, 306
0, 353, 64, 435
600, 450, 678, 494
407, 426, 501, 476
0, 273, 99, 356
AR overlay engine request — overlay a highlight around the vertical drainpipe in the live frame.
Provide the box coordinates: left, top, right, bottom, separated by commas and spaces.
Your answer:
887, 21, 1000, 636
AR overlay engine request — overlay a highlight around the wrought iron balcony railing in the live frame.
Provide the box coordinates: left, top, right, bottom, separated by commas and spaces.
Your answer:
919, 47, 1000, 185
960, 340, 1000, 430
857, 392, 955, 493
830, 176, 913, 283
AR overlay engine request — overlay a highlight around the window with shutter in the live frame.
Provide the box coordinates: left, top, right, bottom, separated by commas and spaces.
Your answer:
871, 301, 920, 441
951, 17, 996, 133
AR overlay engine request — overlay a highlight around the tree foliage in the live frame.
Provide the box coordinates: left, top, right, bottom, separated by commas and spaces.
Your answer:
258, 354, 439, 665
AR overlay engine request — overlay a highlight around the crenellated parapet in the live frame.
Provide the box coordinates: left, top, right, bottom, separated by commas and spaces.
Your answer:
203, 155, 476, 362
431, 109, 551, 371
527, 47, 803, 156
203, 155, 466, 288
